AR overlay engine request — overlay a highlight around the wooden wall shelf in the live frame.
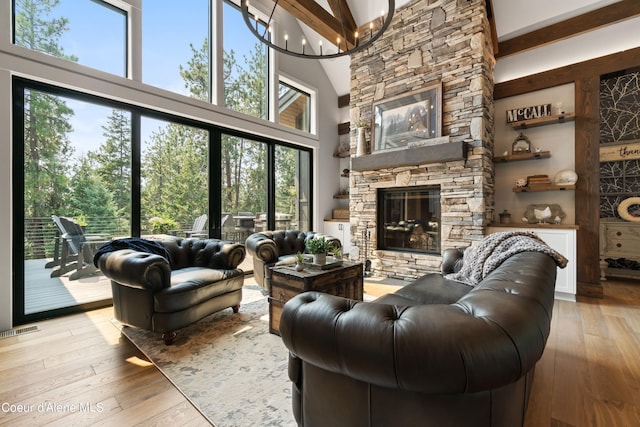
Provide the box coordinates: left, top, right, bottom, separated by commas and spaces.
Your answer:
510, 113, 575, 130
493, 151, 551, 162
513, 184, 576, 192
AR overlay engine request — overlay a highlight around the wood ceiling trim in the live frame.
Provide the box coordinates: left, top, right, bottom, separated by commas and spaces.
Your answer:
494, 45, 640, 99
486, 0, 499, 57
276, 0, 357, 49
496, 0, 640, 59
327, 0, 357, 34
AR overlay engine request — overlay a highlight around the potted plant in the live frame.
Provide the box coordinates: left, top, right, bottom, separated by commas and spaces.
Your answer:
498, 209, 511, 224
295, 252, 305, 271
331, 246, 342, 260
306, 237, 335, 265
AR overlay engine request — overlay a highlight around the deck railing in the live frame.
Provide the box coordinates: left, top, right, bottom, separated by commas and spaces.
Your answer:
24, 216, 133, 261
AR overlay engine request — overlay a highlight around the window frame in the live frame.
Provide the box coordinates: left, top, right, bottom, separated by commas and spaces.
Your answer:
11, 76, 313, 325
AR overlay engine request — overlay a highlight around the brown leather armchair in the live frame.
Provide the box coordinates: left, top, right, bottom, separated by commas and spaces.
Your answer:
280, 248, 558, 426
245, 230, 341, 292
97, 236, 246, 344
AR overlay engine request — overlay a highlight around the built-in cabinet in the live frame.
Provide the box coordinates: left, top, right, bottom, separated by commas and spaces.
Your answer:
324, 220, 352, 256
488, 225, 577, 301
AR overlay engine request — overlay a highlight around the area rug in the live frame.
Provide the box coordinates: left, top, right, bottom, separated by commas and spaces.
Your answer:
113, 286, 296, 427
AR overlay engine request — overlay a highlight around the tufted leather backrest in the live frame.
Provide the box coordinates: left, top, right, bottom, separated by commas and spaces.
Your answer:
246, 230, 342, 263
280, 251, 557, 394
160, 237, 245, 270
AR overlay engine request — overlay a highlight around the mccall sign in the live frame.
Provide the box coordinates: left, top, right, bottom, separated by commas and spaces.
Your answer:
506, 104, 552, 123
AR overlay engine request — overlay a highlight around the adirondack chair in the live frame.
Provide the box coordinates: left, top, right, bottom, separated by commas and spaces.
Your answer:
169, 214, 208, 238
48, 215, 111, 280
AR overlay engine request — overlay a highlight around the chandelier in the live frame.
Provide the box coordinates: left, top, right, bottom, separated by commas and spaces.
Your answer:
241, 0, 395, 59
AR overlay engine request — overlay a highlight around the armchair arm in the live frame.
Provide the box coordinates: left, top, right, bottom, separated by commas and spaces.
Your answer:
442, 247, 466, 274
97, 249, 171, 291
280, 291, 542, 394
245, 232, 279, 265
212, 240, 246, 269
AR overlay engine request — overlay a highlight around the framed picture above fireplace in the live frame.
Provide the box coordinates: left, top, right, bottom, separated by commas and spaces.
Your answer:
373, 82, 442, 152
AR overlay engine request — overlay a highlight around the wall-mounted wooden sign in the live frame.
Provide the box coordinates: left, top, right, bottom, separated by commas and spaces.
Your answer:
600, 140, 640, 162
506, 104, 552, 123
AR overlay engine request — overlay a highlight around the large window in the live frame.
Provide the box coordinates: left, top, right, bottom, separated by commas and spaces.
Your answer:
275, 146, 310, 230
279, 80, 312, 132
223, 0, 268, 119
13, 0, 127, 77
142, 0, 210, 99
141, 117, 209, 234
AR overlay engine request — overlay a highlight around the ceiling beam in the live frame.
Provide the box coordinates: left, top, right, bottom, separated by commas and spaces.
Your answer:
275, 0, 357, 49
485, 0, 499, 56
327, 0, 357, 34
496, 0, 640, 59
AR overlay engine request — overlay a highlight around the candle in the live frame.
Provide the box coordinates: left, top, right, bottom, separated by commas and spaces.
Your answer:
319, 40, 323, 55
302, 38, 306, 54
284, 34, 288, 50
354, 31, 359, 47
337, 37, 341, 53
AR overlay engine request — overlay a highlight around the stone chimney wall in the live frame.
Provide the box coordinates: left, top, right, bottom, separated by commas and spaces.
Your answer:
349, 0, 495, 280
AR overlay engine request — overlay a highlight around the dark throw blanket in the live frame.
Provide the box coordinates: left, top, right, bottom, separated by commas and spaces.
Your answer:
445, 231, 569, 287
93, 237, 171, 268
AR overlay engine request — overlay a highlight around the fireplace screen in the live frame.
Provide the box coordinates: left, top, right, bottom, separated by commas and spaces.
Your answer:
378, 186, 440, 253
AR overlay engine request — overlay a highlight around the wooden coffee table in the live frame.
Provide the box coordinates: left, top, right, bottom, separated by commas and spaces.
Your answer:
268, 261, 364, 335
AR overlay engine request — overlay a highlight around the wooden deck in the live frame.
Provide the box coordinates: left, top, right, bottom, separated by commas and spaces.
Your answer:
25, 259, 112, 314
24, 256, 256, 315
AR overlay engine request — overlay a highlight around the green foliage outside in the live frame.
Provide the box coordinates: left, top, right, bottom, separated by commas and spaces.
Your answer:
16, 0, 302, 259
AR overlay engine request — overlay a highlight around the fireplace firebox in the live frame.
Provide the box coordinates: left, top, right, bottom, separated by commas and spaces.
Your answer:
377, 186, 440, 254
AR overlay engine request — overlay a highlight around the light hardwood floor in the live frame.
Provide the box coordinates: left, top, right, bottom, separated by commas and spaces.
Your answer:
1, 278, 639, 426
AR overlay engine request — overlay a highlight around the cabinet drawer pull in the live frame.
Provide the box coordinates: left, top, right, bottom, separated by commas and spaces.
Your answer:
616, 231, 622, 236
616, 243, 622, 248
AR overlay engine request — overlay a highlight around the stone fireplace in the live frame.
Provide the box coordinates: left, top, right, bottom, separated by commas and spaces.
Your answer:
378, 186, 441, 254
348, 0, 495, 280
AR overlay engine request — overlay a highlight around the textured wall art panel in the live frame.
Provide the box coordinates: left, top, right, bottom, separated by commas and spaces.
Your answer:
600, 72, 640, 144
600, 72, 640, 219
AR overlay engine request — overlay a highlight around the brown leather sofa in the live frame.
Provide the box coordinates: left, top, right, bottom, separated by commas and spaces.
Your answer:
245, 230, 341, 291
279, 248, 558, 427
97, 236, 246, 344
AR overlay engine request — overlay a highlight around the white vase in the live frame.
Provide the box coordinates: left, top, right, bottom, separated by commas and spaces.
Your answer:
313, 253, 326, 265
356, 127, 367, 156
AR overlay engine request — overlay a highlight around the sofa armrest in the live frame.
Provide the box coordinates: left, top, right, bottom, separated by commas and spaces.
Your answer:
97, 249, 171, 291
280, 291, 548, 394
216, 241, 246, 269
245, 232, 279, 264
442, 247, 465, 274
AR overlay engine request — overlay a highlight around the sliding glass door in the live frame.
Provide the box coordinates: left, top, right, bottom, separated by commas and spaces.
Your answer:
13, 79, 312, 325
141, 117, 209, 237
275, 146, 311, 231
16, 84, 131, 319
220, 134, 267, 242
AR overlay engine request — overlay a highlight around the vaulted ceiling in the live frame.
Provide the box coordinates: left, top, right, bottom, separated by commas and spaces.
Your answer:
272, 0, 640, 95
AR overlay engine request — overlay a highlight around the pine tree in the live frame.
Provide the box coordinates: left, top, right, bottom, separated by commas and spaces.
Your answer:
91, 109, 132, 216
16, 0, 77, 257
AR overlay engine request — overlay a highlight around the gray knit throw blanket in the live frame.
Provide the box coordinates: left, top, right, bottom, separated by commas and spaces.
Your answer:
445, 231, 569, 287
